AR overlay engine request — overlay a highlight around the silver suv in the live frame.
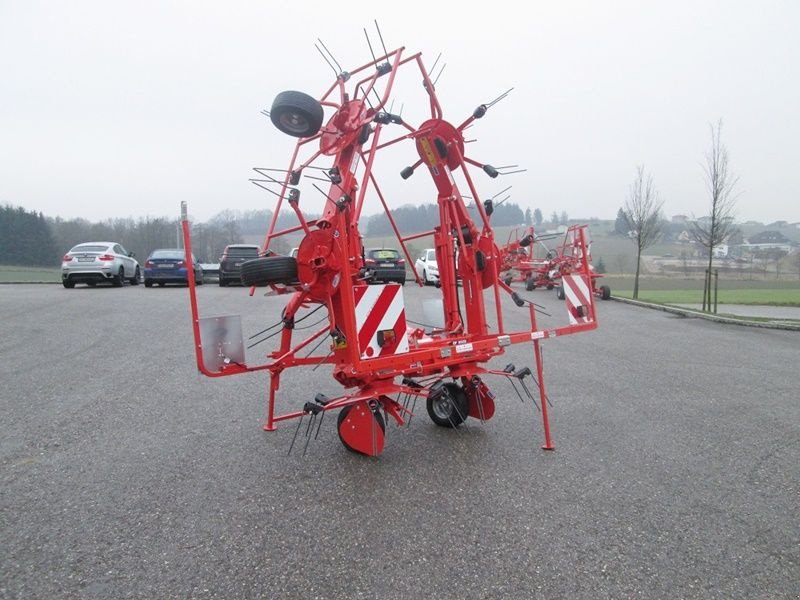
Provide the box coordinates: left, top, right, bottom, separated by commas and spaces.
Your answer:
61, 242, 141, 288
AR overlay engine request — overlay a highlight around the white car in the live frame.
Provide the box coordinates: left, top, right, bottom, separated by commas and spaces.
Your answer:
61, 241, 141, 288
415, 248, 439, 285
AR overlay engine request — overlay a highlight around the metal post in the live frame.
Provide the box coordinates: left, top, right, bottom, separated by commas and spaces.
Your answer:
702, 269, 708, 312
713, 269, 719, 314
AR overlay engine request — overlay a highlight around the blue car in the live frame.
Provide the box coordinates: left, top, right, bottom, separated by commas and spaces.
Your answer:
143, 248, 204, 287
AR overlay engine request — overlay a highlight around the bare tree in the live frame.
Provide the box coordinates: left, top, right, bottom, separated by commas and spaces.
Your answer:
690, 120, 739, 311
623, 165, 664, 299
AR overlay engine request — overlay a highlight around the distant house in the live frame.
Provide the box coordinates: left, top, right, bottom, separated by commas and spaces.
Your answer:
747, 230, 790, 244
740, 230, 794, 255
671, 214, 689, 224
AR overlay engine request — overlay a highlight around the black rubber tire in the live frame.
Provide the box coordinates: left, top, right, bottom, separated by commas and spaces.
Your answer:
600, 285, 611, 300
270, 90, 324, 138
422, 269, 429, 285
113, 268, 124, 287
556, 286, 565, 300
525, 275, 535, 291
218, 277, 227, 287
337, 404, 386, 455
195, 270, 204, 285
62, 280, 75, 289
129, 267, 140, 285
426, 382, 469, 428
240, 256, 298, 287
503, 275, 513, 286
144, 280, 153, 288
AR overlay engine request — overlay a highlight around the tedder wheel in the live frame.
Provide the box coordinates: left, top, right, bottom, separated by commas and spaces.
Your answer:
556, 286, 565, 300
240, 256, 298, 287
600, 284, 611, 300
503, 275, 513, 286
426, 382, 470, 428
337, 402, 386, 456
270, 91, 324, 138
525, 275, 535, 291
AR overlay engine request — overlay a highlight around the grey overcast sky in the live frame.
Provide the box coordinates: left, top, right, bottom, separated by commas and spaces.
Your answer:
1, 1, 798, 225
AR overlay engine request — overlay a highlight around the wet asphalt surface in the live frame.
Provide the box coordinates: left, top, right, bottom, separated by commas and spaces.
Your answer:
1, 282, 798, 599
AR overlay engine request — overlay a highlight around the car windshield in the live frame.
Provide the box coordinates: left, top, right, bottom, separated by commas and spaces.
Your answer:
225, 246, 260, 257
369, 249, 399, 260
426, 250, 436, 261
71, 245, 108, 253
150, 250, 184, 259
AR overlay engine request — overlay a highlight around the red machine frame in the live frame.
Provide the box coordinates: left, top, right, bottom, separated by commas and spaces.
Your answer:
182, 35, 599, 457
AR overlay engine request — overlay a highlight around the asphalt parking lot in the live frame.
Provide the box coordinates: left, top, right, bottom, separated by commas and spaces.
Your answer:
1, 283, 798, 599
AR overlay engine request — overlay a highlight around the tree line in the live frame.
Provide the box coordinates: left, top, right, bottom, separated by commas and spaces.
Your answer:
1, 200, 538, 267
0, 205, 300, 267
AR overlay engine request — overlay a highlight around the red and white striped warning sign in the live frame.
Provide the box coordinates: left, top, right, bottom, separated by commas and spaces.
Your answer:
562, 274, 593, 325
354, 284, 409, 358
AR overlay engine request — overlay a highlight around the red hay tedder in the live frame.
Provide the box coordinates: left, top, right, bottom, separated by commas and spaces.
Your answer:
499, 225, 612, 300
182, 27, 600, 457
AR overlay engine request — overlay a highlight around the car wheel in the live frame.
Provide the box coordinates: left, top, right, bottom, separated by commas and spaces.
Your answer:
218, 277, 227, 287
426, 382, 469, 428
422, 269, 429, 285
144, 280, 153, 288
270, 90, 324, 138
62, 280, 75, 289
157, 282, 165, 287
240, 256, 298, 286
113, 268, 125, 287
196, 270, 204, 285
600, 285, 611, 300
130, 267, 140, 285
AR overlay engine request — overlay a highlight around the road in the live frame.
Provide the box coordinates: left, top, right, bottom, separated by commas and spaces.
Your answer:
1, 283, 798, 599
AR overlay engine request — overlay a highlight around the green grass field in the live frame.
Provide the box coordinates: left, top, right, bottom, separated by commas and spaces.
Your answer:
603, 276, 800, 306
0, 265, 61, 283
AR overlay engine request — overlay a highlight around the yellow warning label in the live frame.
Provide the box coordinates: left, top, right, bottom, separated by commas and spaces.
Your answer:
419, 138, 438, 167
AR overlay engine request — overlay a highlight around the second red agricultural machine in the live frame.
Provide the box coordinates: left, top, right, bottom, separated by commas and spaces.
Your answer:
499, 226, 611, 300
182, 26, 600, 457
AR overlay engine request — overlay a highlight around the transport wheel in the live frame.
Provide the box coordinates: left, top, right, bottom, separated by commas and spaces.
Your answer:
556, 286, 565, 300
113, 268, 125, 287
129, 267, 140, 285
270, 91, 324, 138
600, 285, 611, 300
503, 275, 512, 286
525, 275, 535, 291
426, 382, 470, 428
240, 256, 298, 286
337, 402, 386, 456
